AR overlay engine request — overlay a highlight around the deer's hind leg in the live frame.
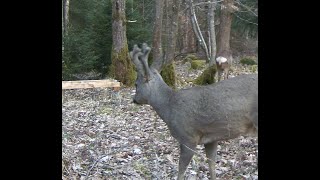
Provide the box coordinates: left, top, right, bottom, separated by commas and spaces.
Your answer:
204, 141, 218, 180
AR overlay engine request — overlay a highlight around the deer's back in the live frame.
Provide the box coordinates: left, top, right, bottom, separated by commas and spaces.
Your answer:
168, 74, 258, 144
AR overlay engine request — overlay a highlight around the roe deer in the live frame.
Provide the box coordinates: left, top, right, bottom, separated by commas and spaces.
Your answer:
130, 43, 258, 180
216, 50, 232, 82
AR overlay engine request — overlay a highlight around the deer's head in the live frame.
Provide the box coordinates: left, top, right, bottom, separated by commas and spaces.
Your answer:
130, 43, 163, 104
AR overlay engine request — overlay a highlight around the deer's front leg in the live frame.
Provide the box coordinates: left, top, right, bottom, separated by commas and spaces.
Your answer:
177, 143, 196, 180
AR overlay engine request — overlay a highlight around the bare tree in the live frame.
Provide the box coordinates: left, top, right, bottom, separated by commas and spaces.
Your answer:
179, 0, 197, 54
151, 0, 181, 72
161, 0, 181, 88
164, 0, 181, 65
189, 0, 210, 62
188, 0, 238, 82
188, 0, 219, 65
150, 0, 181, 88
217, 0, 234, 55
208, 0, 217, 66
109, 0, 136, 86
151, 0, 165, 71
215, 0, 237, 81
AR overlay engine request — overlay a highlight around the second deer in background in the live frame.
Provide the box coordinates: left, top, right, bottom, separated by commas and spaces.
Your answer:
216, 50, 232, 82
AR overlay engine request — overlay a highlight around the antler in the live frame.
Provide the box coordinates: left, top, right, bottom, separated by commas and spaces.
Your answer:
129, 44, 140, 60
130, 44, 144, 75
130, 43, 152, 81
139, 43, 151, 81
141, 43, 151, 58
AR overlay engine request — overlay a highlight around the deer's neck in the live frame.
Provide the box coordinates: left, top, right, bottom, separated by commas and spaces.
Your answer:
149, 80, 175, 122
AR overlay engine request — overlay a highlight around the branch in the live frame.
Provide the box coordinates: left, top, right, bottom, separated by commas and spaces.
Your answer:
189, 0, 210, 61
86, 155, 109, 179
180, 0, 224, 13
126, 20, 137, 23
235, 0, 258, 17
193, 0, 224, 7
234, 13, 258, 26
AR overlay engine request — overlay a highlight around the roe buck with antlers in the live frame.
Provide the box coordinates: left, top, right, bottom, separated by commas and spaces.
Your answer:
130, 43, 258, 180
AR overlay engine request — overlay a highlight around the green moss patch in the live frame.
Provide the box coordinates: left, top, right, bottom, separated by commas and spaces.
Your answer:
240, 57, 257, 65
109, 46, 136, 87
183, 54, 198, 63
161, 63, 176, 89
250, 65, 258, 72
190, 60, 206, 70
193, 65, 217, 85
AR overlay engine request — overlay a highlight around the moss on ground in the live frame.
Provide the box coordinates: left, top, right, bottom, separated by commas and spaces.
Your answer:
193, 65, 217, 85
190, 60, 206, 70
240, 57, 257, 65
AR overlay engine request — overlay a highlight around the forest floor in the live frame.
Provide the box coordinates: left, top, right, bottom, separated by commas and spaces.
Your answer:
62, 58, 258, 180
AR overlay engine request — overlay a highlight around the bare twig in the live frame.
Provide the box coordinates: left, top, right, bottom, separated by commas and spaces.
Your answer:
189, 0, 210, 61
85, 155, 109, 179
180, 0, 224, 14
193, 0, 224, 7
235, 0, 258, 17
234, 13, 258, 26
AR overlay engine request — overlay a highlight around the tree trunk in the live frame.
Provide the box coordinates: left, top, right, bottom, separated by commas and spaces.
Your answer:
179, 0, 196, 54
208, 0, 217, 66
142, 0, 145, 22
215, 0, 235, 81
217, 0, 234, 56
110, 0, 136, 86
189, 0, 209, 62
62, 0, 70, 36
161, 0, 181, 89
151, 0, 165, 71
190, 0, 221, 85
164, 0, 181, 65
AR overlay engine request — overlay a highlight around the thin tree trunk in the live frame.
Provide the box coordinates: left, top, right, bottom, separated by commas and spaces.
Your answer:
142, 0, 145, 21
151, 0, 165, 71
110, 0, 136, 86
189, 0, 210, 62
208, 0, 217, 66
131, 0, 134, 13
62, 0, 70, 36
179, 0, 196, 54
